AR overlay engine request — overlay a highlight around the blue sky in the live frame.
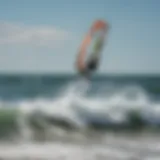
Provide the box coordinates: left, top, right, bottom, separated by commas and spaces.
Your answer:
0, 0, 159, 74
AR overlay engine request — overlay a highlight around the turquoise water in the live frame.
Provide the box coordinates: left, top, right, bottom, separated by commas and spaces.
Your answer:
0, 74, 159, 100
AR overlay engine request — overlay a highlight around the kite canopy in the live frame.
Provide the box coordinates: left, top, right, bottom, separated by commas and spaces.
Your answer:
75, 19, 109, 76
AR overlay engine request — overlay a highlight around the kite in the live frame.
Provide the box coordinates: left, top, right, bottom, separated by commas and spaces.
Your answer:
75, 19, 109, 78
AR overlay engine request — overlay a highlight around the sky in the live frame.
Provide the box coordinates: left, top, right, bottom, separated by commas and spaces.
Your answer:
0, 0, 159, 74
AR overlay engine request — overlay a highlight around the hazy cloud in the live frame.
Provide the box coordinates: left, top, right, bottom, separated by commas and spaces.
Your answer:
0, 22, 70, 48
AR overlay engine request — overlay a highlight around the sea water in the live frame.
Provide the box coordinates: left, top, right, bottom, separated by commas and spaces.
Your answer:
0, 74, 159, 159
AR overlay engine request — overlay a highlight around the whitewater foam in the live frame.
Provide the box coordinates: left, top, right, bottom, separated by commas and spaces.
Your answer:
0, 79, 160, 141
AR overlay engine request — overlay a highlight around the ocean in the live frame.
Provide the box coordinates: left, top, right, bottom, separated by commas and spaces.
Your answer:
0, 74, 159, 159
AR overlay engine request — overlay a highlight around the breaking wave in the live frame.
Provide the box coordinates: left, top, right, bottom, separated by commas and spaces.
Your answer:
0, 78, 159, 141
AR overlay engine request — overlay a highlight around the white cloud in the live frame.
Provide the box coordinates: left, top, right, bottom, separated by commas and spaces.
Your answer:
0, 22, 70, 48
